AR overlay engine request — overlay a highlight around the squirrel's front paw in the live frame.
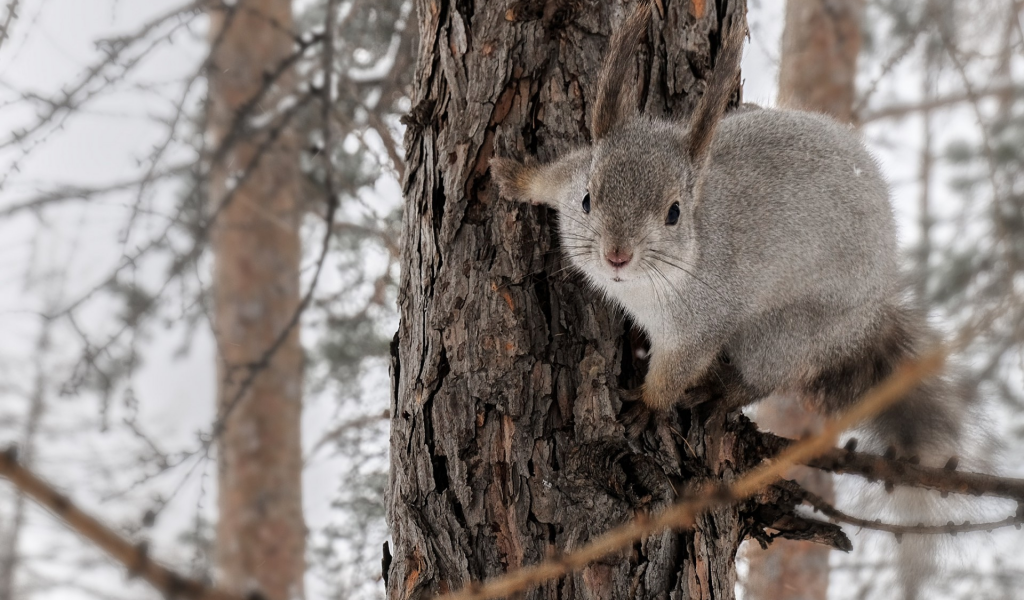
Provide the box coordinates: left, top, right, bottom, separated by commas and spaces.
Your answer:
642, 372, 715, 410
641, 368, 678, 410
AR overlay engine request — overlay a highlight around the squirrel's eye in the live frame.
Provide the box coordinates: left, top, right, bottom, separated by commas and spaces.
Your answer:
582, 192, 591, 214
665, 202, 681, 226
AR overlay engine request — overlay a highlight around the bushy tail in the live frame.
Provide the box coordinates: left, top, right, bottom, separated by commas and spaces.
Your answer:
862, 363, 971, 600
807, 291, 969, 460
843, 296, 990, 600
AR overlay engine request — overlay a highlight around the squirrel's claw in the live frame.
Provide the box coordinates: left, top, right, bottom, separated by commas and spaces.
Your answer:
619, 392, 656, 439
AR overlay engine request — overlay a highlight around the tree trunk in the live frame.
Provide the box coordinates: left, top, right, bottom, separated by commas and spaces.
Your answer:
388, 1, 751, 598
743, 3, 864, 599
208, 2, 306, 599
777, 0, 865, 123
742, 404, 834, 600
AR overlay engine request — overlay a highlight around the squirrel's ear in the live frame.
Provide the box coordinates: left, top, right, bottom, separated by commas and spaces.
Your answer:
592, 3, 651, 140
490, 150, 589, 208
685, 17, 747, 165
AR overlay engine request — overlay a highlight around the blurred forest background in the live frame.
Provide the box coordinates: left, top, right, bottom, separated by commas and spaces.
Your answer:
0, 0, 1021, 599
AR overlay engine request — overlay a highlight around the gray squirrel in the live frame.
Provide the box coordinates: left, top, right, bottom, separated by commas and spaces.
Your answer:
490, 4, 969, 466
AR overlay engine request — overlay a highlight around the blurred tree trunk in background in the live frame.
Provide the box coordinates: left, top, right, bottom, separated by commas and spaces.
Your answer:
743, 2, 864, 599
777, 0, 865, 122
207, 2, 306, 599
387, 1, 747, 598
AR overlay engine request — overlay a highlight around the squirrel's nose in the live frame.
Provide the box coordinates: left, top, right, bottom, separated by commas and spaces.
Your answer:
605, 248, 633, 268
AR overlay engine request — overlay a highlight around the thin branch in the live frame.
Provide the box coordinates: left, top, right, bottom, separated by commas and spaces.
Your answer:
859, 83, 1024, 123
797, 485, 1024, 537
0, 449, 243, 600
795, 440, 1024, 502
366, 109, 405, 179
0, 1, 205, 152
0, 0, 20, 53
54, 88, 317, 354
0, 164, 191, 219
852, 29, 920, 118
0, 317, 49, 600
305, 410, 390, 462
49, 35, 320, 320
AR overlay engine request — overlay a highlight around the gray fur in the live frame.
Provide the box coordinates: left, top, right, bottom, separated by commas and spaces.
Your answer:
490, 9, 966, 464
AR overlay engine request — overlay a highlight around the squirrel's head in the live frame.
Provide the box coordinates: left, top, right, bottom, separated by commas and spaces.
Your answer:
491, 2, 745, 286
492, 120, 702, 286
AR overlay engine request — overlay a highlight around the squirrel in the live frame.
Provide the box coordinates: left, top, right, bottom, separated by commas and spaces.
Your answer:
491, 6, 985, 595
490, 4, 971, 469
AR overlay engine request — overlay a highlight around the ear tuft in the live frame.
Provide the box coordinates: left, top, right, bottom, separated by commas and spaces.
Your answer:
490, 157, 539, 205
592, 2, 652, 140
685, 16, 747, 165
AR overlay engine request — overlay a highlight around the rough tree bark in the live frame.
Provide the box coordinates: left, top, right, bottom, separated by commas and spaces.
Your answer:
207, 2, 306, 599
385, 2, 801, 599
743, 2, 865, 599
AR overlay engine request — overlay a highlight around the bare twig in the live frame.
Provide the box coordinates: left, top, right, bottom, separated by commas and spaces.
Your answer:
56, 89, 317, 372
305, 410, 391, 462
0, 317, 49, 600
797, 441, 1024, 502
0, 1, 205, 152
852, 29, 920, 118
797, 486, 1024, 537
0, 449, 243, 600
859, 83, 1024, 123
0, 0, 21, 53
366, 109, 405, 179
0, 164, 191, 218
